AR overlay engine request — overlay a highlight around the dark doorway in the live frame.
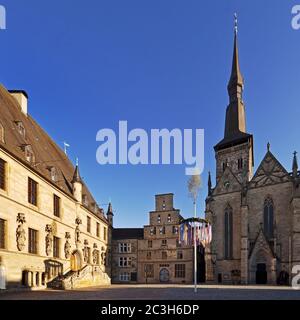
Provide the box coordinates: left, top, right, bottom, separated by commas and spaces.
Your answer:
256, 263, 267, 284
131, 272, 137, 282
195, 244, 206, 283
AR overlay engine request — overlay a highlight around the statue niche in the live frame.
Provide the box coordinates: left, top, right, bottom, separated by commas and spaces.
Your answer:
45, 224, 53, 256
16, 213, 26, 251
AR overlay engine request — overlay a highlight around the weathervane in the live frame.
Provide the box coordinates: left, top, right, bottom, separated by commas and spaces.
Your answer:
234, 13, 238, 35
63, 142, 70, 155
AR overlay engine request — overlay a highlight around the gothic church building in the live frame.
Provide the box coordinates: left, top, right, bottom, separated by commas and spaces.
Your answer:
205, 26, 300, 285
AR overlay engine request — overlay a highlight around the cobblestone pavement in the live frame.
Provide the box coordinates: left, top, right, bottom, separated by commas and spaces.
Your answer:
1, 284, 300, 300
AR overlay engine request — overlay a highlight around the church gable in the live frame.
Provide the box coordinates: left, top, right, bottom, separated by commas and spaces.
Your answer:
212, 166, 241, 195
249, 150, 290, 188
249, 228, 275, 261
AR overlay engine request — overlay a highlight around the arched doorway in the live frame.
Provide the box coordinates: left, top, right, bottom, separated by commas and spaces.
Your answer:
70, 250, 82, 272
159, 268, 170, 283
256, 263, 267, 284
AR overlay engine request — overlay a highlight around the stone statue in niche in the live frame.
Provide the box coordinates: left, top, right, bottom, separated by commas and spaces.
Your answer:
64, 232, 71, 259
83, 239, 89, 263
16, 213, 26, 251
75, 218, 82, 245
45, 224, 53, 256
92, 243, 98, 265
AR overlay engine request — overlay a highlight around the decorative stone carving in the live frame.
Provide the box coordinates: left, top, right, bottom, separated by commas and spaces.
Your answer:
92, 244, 99, 265
64, 232, 71, 259
83, 240, 89, 263
45, 224, 53, 256
93, 243, 98, 264
101, 251, 107, 266
16, 213, 26, 251
75, 218, 82, 244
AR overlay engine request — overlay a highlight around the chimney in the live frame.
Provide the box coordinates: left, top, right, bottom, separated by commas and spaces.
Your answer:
9, 90, 28, 116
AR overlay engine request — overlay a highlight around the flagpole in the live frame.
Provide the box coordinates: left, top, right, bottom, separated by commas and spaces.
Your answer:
194, 200, 197, 293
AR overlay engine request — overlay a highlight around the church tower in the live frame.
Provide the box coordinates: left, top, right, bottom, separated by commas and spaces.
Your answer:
214, 15, 254, 184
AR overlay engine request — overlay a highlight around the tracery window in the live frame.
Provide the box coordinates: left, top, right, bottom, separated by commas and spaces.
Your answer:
224, 205, 233, 259
264, 197, 274, 239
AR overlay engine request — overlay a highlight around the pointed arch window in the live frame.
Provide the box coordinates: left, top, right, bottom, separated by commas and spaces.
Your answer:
264, 197, 274, 239
0, 123, 5, 143
224, 205, 233, 260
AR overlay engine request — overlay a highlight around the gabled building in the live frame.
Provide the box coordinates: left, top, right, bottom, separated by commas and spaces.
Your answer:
205, 20, 300, 285
0, 85, 111, 290
112, 194, 197, 284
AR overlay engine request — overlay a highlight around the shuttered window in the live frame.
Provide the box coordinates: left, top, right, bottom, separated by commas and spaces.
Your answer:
87, 216, 91, 233
28, 228, 38, 254
96, 223, 100, 238
0, 218, 5, 249
53, 236, 60, 258
0, 159, 6, 190
53, 195, 61, 217
28, 178, 38, 206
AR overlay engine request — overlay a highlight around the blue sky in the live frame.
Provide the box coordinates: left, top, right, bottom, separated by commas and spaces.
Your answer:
1, 0, 300, 227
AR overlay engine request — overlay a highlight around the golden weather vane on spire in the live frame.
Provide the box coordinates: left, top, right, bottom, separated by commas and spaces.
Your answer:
234, 13, 238, 35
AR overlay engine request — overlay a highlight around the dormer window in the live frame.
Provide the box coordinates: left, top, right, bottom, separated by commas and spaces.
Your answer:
0, 123, 5, 143
15, 121, 25, 138
24, 145, 35, 163
82, 194, 88, 206
48, 166, 57, 182
92, 202, 98, 214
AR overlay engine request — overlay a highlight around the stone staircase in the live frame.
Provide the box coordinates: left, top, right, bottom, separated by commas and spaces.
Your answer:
47, 265, 110, 290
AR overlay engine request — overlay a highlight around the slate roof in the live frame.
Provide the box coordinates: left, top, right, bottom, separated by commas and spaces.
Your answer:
0, 84, 107, 223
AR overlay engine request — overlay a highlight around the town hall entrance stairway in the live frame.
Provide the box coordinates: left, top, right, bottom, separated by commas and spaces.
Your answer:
47, 265, 110, 290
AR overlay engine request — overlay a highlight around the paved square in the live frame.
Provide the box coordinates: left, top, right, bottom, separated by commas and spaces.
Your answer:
1, 284, 300, 300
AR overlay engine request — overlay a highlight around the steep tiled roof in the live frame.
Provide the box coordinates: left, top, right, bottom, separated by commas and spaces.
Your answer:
0, 84, 107, 223
112, 228, 144, 240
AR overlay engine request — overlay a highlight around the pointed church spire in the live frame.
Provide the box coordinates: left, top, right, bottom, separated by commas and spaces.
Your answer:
223, 13, 247, 140
293, 151, 298, 177
208, 171, 212, 196
227, 13, 244, 103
